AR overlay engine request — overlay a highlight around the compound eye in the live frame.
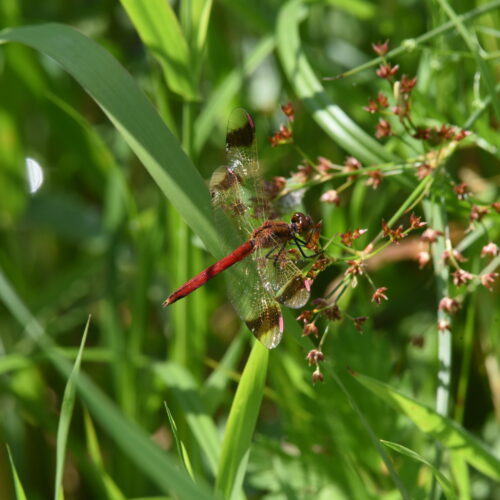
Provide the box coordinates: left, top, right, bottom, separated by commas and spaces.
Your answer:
291, 212, 312, 230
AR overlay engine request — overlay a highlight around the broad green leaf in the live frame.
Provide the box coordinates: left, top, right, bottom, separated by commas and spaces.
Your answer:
381, 440, 457, 500
215, 341, 269, 499
54, 316, 91, 500
356, 373, 500, 481
120, 0, 199, 101
276, 0, 396, 165
0, 24, 220, 256
155, 362, 220, 474
0, 269, 215, 500
6, 445, 28, 500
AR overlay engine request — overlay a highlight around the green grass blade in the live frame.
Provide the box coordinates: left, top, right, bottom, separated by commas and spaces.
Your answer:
164, 403, 195, 480
276, 0, 396, 165
83, 409, 127, 500
202, 332, 246, 415
215, 341, 269, 499
6, 445, 28, 500
435, 0, 500, 127
0, 24, 219, 255
355, 373, 500, 481
193, 35, 275, 155
329, 370, 411, 500
120, 0, 199, 101
381, 440, 458, 500
155, 362, 220, 474
54, 316, 91, 500
0, 269, 216, 500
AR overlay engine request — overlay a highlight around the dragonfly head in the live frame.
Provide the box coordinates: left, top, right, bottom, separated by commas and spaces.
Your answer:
291, 212, 313, 234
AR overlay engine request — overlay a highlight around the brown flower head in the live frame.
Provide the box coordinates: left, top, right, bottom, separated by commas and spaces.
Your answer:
345, 260, 364, 276
377, 91, 389, 108
416, 162, 433, 180
400, 74, 417, 94
453, 183, 469, 200
344, 156, 362, 177
306, 349, 325, 366
376, 63, 399, 79
470, 205, 488, 223
481, 242, 498, 258
414, 127, 431, 141
317, 156, 333, 173
409, 213, 427, 230
481, 272, 498, 291
297, 310, 314, 323
491, 201, 500, 213
364, 98, 378, 114
312, 368, 324, 385
417, 250, 431, 269
340, 228, 367, 247
269, 124, 293, 147
452, 269, 473, 286
442, 249, 467, 265
372, 40, 389, 56
303, 322, 319, 338
420, 228, 443, 243
320, 189, 341, 206
375, 118, 392, 138
454, 129, 470, 142
366, 169, 383, 189
438, 296, 460, 314
372, 287, 388, 304
353, 316, 368, 332
281, 101, 294, 121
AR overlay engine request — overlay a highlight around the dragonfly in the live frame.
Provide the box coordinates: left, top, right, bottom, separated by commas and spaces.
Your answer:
164, 109, 321, 348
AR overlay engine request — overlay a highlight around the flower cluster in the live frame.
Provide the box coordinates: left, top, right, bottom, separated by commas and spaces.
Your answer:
269, 102, 295, 147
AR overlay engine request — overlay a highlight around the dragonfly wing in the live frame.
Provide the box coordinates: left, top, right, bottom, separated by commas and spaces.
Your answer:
254, 245, 311, 309
209, 109, 285, 349
226, 256, 284, 349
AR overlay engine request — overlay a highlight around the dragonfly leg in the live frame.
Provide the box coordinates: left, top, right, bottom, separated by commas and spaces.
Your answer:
265, 243, 288, 268
293, 237, 324, 259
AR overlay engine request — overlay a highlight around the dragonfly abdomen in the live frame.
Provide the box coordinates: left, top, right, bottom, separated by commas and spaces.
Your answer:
163, 240, 255, 306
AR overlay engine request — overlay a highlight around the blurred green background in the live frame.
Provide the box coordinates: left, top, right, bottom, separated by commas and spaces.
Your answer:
1, 0, 499, 499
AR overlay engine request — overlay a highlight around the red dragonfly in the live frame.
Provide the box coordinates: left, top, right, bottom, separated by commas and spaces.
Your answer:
164, 109, 321, 348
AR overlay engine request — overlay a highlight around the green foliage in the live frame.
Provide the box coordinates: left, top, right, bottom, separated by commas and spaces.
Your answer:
1, 1, 499, 499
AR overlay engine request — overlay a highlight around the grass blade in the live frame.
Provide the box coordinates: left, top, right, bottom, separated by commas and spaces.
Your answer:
215, 341, 269, 499
0, 24, 219, 255
120, 0, 199, 100
155, 362, 221, 474
164, 403, 195, 480
6, 445, 28, 500
0, 269, 216, 500
54, 316, 91, 500
82, 409, 126, 500
276, 0, 396, 165
381, 440, 458, 500
355, 373, 500, 481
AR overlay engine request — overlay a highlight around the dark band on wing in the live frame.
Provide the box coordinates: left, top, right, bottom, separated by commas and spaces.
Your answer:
276, 275, 309, 309
210, 168, 242, 195
245, 304, 281, 338
226, 114, 255, 148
